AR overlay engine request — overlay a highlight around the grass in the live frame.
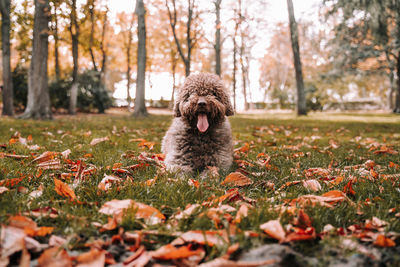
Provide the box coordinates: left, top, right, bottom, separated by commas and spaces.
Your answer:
1, 111, 400, 265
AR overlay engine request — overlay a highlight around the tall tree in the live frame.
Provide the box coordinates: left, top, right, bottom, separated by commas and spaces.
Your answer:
126, 14, 135, 111
287, 0, 307, 115
21, 0, 52, 120
133, 0, 148, 117
68, 0, 79, 115
166, 0, 199, 77
50, 0, 61, 80
325, 0, 400, 112
214, 0, 222, 76
0, 0, 14, 116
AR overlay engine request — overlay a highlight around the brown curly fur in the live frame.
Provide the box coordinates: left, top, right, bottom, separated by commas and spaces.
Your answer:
162, 73, 234, 173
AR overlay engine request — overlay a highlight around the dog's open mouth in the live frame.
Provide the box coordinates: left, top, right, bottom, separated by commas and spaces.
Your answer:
197, 113, 209, 132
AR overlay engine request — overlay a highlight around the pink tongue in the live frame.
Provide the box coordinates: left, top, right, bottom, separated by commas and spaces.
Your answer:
197, 114, 209, 132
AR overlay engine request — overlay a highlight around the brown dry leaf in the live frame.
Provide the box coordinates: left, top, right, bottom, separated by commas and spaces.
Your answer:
75, 248, 106, 267
234, 204, 250, 224
138, 140, 156, 150
0, 152, 29, 159
33, 151, 58, 163
19, 247, 31, 267
284, 227, 316, 242
260, 220, 285, 242
90, 136, 110, 146
99, 199, 165, 225
0, 226, 26, 259
198, 258, 275, 267
290, 190, 348, 208
8, 215, 37, 229
29, 184, 44, 199
221, 172, 253, 187
97, 174, 121, 192
235, 143, 250, 153
173, 204, 201, 220
0, 187, 9, 194
188, 179, 200, 188
151, 244, 204, 260
54, 178, 77, 201
37, 159, 62, 170
99, 199, 133, 216
302, 180, 322, 192
171, 230, 229, 247
38, 247, 72, 267
373, 234, 396, 247
373, 145, 398, 155
278, 180, 301, 191
293, 209, 312, 229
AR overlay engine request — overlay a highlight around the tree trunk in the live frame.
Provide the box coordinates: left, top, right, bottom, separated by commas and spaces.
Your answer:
0, 0, 14, 116
388, 69, 395, 110
88, 0, 98, 72
126, 14, 134, 111
239, 36, 248, 111
169, 56, 177, 109
21, 0, 52, 120
69, 0, 79, 115
214, 0, 222, 76
53, 1, 61, 80
394, 53, 400, 113
232, 24, 238, 112
100, 6, 108, 78
287, 0, 307, 115
133, 0, 148, 117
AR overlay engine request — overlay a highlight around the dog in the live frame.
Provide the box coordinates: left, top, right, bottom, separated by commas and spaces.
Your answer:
161, 73, 234, 174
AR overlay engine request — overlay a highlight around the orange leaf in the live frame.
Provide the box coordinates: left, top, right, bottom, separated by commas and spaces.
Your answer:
38, 247, 72, 267
9, 138, 18, 145
389, 161, 400, 169
221, 172, 253, 187
25, 226, 54, 237
54, 178, 76, 201
302, 179, 322, 192
151, 244, 204, 260
237, 143, 250, 153
171, 230, 228, 247
284, 227, 316, 242
138, 141, 156, 150
188, 179, 200, 188
75, 248, 106, 266
374, 234, 396, 247
9, 215, 37, 229
343, 181, 356, 196
260, 220, 285, 242
33, 151, 58, 163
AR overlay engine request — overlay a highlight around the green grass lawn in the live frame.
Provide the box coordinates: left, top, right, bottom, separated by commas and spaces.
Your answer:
1, 112, 400, 266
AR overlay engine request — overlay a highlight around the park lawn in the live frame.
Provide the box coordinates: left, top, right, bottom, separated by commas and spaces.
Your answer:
0, 112, 400, 265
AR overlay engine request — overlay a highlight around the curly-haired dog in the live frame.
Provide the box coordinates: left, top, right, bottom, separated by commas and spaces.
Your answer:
161, 73, 234, 174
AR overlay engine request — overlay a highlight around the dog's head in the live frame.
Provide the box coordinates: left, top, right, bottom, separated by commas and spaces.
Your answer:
174, 73, 234, 132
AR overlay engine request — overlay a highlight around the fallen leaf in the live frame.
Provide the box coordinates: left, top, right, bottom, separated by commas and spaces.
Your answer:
260, 220, 285, 242
33, 151, 58, 163
0, 226, 26, 259
38, 247, 72, 267
0, 187, 9, 194
97, 174, 121, 192
99, 199, 165, 225
188, 179, 200, 188
75, 248, 106, 267
171, 230, 228, 247
198, 258, 275, 267
373, 234, 396, 247
54, 178, 77, 201
221, 172, 253, 187
284, 227, 316, 242
90, 136, 110, 146
302, 179, 322, 192
151, 244, 204, 260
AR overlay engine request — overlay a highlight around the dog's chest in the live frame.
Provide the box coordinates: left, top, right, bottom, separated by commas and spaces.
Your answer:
177, 129, 223, 169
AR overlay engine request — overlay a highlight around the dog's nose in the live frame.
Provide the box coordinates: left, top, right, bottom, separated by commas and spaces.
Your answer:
197, 98, 206, 107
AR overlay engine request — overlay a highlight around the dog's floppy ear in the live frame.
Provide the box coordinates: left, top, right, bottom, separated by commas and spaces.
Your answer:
225, 100, 234, 116
174, 102, 181, 117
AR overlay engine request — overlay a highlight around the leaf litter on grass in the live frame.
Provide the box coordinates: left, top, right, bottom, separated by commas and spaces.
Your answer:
0, 115, 400, 266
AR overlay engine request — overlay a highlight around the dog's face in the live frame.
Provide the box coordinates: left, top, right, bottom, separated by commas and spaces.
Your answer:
174, 73, 234, 132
